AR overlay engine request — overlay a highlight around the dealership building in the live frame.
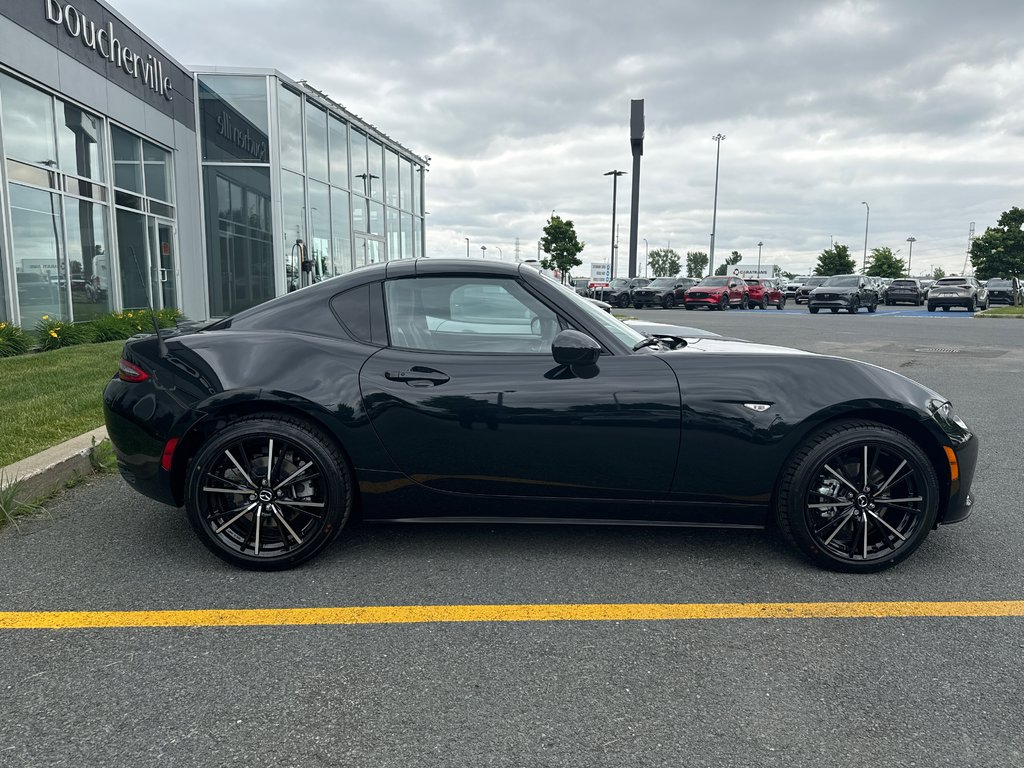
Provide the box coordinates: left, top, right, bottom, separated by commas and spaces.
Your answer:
0, 0, 428, 328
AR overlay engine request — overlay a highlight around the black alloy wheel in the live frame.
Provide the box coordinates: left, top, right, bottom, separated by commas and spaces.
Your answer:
618, 294, 631, 308
867, 299, 877, 313
830, 308, 839, 314
760, 295, 769, 310
718, 295, 729, 310
185, 415, 352, 570
663, 294, 675, 309
777, 296, 786, 310
848, 297, 860, 314
739, 294, 749, 310
775, 421, 939, 572
809, 307, 820, 314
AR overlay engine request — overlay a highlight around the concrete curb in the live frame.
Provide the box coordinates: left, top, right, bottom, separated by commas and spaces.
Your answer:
0, 426, 109, 501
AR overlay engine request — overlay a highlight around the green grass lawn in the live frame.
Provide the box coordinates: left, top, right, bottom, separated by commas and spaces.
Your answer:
0, 340, 123, 467
978, 305, 1024, 317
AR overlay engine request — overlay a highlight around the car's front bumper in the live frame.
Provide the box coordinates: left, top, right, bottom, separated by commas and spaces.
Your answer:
808, 295, 856, 310
941, 431, 979, 525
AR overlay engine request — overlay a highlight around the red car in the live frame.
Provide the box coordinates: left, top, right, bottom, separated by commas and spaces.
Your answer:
743, 278, 787, 310
683, 276, 749, 310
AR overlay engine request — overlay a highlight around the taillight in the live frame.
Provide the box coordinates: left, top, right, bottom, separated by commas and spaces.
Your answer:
118, 358, 149, 382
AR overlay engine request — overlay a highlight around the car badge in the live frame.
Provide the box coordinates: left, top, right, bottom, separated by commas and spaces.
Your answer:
744, 403, 772, 412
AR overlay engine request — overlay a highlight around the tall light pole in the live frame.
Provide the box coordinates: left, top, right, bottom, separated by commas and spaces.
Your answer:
480, 245, 487, 259
642, 237, 648, 277
861, 201, 870, 272
709, 133, 726, 277
906, 236, 916, 277
604, 170, 626, 278
757, 241, 763, 278
465, 237, 470, 258
495, 246, 502, 260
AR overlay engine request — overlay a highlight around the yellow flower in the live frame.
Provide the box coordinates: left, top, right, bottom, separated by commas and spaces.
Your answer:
41, 315, 49, 320
49, 330, 58, 338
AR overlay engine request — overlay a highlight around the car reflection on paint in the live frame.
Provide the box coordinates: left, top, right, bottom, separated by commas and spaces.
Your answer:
103, 258, 978, 574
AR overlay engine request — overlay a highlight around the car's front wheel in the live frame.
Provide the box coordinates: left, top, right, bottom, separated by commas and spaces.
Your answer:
809, 307, 820, 314
775, 421, 939, 572
663, 295, 675, 309
618, 294, 631, 308
185, 415, 352, 570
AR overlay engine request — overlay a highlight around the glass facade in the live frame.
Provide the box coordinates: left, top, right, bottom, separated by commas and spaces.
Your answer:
0, 71, 177, 327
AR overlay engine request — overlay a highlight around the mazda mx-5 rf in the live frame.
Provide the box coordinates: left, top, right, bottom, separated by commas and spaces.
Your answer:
103, 259, 978, 573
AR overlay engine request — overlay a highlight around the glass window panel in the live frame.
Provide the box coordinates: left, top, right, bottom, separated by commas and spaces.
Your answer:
413, 164, 422, 215
352, 195, 367, 234
330, 187, 352, 276
401, 212, 413, 260
57, 102, 104, 182
305, 103, 329, 182
114, 191, 142, 209
6, 160, 55, 188
0, 74, 57, 167
328, 116, 348, 188
367, 138, 383, 201
350, 129, 367, 194
308, 180, 331, 282
386, 207, 400, 263
384, 149, 399, 207
66, 177, 106, 201
278, 84, 303, 172
281, 169, 306, 292
111, 127, 142, 193
64, 199, 111, 320
400, 157, 413, 212
203, 165, 274, 317
9, 184, 67, 327
143, 141, 172, 202
368, 201, 384, 237
115, 208, 150, 309
149, 201, 174, 218
198, 75, 270, 163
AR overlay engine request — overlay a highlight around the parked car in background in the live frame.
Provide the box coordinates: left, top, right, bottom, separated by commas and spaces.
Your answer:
595, 277, 651, 308
785, 276, 810, 300
683, 275, 749, 310
807, 275, 879, 314
927, 276, 989, 312
796, 276, 828, 304
920, 279, 934, 300
743, 278, 786, 310
985, 277, 1023, 306
630, 276, 698, 309
571, 277, 590, 297
885, 278, 925, 305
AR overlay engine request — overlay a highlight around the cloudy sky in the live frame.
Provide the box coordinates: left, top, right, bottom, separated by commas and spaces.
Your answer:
113, 0, 1024, 277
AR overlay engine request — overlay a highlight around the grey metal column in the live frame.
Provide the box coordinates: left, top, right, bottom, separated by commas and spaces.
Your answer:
628, 99, 644, 279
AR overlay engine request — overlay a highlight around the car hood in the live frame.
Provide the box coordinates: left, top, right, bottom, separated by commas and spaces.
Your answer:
670, 337, 813, 355
811, 286, 858, 295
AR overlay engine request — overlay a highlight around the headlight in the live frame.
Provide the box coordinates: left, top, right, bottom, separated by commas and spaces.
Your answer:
933, 402, 972, 442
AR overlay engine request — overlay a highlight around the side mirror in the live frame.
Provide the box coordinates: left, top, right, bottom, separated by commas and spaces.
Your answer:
552, 329, 601, 367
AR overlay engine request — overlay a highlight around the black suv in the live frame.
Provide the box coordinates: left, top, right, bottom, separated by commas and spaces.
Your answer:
796, 276, 828, 303
630, 277, 698, 309
807, 274, 879, 314
885, 278, 925, 305
986, 277, 1023, 306
595, 277, 651, 308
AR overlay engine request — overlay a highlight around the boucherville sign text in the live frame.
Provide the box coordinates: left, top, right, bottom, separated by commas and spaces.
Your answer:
44, 0, 174, 100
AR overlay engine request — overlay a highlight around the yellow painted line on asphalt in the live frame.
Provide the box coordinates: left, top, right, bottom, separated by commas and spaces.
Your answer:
2, 601, 1024, 630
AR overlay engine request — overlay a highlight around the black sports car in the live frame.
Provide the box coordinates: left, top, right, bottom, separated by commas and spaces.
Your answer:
103, 259, 978, 573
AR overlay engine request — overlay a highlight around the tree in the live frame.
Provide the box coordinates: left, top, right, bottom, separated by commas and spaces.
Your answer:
714, 250, 742, 276
685, 251, 709, 278
970, 206, 1024, 280
866, 247, 907, 278
814, 243, 856, 276
539, 214, 584, 282
648, 248, 681, 277
932, 266, 946, 280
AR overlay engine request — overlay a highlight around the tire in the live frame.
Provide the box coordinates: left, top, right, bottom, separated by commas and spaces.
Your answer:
685, 305, 695, 311
634, 302, 645, 310
739, 294, 749, 310
718, 295, 728, 311
884, 299, 891, 306
966, 298, 974, 312
774, 420, 939, 573
848, 297, 860, 314
867, 300, 877, 313
809, 307, 819, 314
663, 295, 675, 309
942, 306, 950, 311
618, 294, 631, 308
760, 296, 769, 310
927, 304, 936, 312
830, 308, 839, 314
185, 415, 352, 570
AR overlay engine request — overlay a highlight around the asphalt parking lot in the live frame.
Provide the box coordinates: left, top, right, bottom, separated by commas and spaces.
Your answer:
2, 308, 1023, 767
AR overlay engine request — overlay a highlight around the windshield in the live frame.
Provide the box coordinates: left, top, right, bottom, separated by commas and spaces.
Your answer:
609, 278, 629, 289
936, 278, 968, 285
544, 274, 647, 348
804, 277, 827, 286
699, 277, 728, 287
987, 279, 1010, 287
891, 280, 916, 286
649, 278, 676, 288
823, 276, 861, 287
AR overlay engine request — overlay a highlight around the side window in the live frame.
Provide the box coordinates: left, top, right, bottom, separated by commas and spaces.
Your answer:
383, 276, 560, 353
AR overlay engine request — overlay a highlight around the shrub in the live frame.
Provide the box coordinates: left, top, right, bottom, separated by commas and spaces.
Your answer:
34, 315, 94, 351
0, 321, 30, 357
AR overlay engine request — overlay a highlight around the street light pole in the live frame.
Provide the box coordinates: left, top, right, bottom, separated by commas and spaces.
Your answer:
861, 201, 870, 272
709, 133, 726, 277
642, 238, 648, 277
465, 237, 470, 258
757, 241, 763, 278
604, 170, 626, 279
480, 245, 487, 259
495, 246, 502, 260
906, 236, 916, 277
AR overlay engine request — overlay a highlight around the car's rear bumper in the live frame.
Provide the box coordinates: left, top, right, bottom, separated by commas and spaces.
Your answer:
928, 296, 973, 308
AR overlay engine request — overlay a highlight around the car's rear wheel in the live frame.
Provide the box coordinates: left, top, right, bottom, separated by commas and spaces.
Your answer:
776, 296, 786, 310
663, 295, 675, 309
775, 421, 939, 572
618, 295, 631, 308
739, 294, 749, 310
760, 296, 768, 310
966, 298, 975, 312
928, 303, 936, 312
809, 307, 819, 314
830, 308, 839, 314
185, 415, 352, 570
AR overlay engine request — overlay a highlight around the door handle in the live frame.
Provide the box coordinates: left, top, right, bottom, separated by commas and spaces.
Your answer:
385, 367, 450, 385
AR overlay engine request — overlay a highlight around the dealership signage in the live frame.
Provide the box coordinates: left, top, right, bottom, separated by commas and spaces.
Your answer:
590, 262, 610, 288
43, 0, 174, 100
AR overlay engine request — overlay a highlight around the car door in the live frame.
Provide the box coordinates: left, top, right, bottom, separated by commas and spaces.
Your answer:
358, 274, 682, 504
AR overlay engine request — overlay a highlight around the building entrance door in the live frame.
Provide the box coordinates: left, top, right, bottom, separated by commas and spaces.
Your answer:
150, 219, 177, 311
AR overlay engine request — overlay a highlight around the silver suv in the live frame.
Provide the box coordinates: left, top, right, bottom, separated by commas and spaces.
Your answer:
926, 276, 989, 312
